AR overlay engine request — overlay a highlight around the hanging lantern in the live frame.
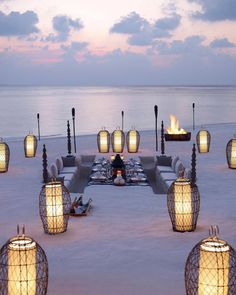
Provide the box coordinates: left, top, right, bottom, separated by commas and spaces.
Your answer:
0, 226, 48, 295
0, 138, 10, 173
226, 136, 236, 169
167, 178, 200, 232
39, 180, 71, 234
111, 128, 125, 153
196, 129, 211, 153
126, 128, 140, 153
97, 128, 110, 153
185, 226, 236, 295
24, 133, 38, 158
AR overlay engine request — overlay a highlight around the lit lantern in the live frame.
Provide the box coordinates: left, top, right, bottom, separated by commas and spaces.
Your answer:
24, 133, 38, 158
167, 178, 200, 232
39, 180, 71, 234
97, 128, 110, 153
185, 226, 236, 295
0, 139, 10, 173
126, 128, 140, 153
0, 226, 48, 295
111, 128, 125, 153
226, 136, 236, 169
196, 129, 211, 153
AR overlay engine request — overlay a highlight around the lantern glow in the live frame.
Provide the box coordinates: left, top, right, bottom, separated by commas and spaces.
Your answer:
39, 180, 71, 234
0, 140, 10, 173
97, 129, 110, 153
111, 129, 125, 153
167, 178, 200, 232
126, 129, 140, 153
196, 129, 211, 153
198, 239, 229, 295
24, 134, 37, 158
185, 227, 236, 295
45, 182, 64, 234
0, 228, 48, 295
226, 137, 236, 169
8, 237, 36, 295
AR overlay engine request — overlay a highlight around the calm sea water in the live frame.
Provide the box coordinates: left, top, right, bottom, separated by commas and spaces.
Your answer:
0, 86, 236, 139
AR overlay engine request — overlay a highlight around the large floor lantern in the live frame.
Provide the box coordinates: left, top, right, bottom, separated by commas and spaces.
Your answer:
126, 128, 140, 153
185, 226, 236, 295
39, 180, 71, 234
167, 178, 200, 232
226, 136, 236, 169
97, 128, 110, 153
111, 128, 125, 153
196, 129, 211, 153
0, 225, 48, 295
0, 138, 10, 173
24, 133, 38, 158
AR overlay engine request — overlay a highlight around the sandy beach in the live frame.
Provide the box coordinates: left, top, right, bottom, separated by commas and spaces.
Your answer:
1, 123, 236, 294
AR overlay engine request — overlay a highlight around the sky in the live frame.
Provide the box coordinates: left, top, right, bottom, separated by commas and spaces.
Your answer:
0, 0, 236, 85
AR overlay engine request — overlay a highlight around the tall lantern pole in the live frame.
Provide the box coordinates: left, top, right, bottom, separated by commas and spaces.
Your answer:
154, 105, 158, 151
121, 110, 124, 131
192, 102, 195, 131
37, 113, 41, 141
71, 107, 77, 153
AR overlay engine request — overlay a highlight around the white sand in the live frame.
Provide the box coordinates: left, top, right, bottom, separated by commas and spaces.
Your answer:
1, 123, 236, 294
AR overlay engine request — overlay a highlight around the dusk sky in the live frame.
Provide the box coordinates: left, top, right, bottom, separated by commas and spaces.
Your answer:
1, 0, 236, 85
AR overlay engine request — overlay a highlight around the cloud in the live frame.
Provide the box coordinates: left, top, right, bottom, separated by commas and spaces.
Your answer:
0, 10, 39, 36
189, 0, 236, 21
154, 14, 181, 30
152, 35, 207, 55
210, 38, 235, 48
42, 15, 83, 42
110, 12, 148, 34
110, 11, 181, 47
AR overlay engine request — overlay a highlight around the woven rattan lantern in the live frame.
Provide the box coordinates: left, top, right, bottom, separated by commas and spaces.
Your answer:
0, 226, 48, 295
196, 129, 211, 153
226, 136, 236, 169
185, 226, 236, 295
111, 128, 125, 153
0, 138, 10, 173
97, 128, 110, 153
126, 128, 140, 153
24, 133, 38, 158
167, 178, 200, 232
39, 180, 71, 234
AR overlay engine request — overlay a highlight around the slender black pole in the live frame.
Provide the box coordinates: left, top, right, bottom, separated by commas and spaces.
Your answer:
192, 102, 195, 130
191, 143, 196, 186
37, 113, 40, 141
67, 120, 72, 155
121, 110, 124, 131
154, 105, 158, 151
72, 107, 77, 153
42, 144, 48, 183
161, 120, 165, 155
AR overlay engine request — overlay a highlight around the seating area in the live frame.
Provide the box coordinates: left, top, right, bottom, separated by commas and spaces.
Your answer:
155, 155, 192, 192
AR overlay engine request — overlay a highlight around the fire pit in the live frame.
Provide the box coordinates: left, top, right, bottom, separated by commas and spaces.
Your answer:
165, 115, 191, 141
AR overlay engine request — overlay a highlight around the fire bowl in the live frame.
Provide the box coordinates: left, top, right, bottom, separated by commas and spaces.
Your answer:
165, 132, 191, 141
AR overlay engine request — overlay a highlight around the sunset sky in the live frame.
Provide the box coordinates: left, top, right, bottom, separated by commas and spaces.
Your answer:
1, 0, 236, 85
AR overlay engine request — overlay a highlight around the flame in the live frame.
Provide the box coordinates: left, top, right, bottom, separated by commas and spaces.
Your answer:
166, 115, 187, 134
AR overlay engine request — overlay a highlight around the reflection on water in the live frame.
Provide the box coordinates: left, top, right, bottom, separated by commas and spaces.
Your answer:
0, 86, 236, 138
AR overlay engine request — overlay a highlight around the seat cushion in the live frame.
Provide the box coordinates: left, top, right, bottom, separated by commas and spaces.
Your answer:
156, 166, 173, 173
61, 167, 78, 174
160, 172, 177, 181
59, 173, 74, 182
165, 180, 175, 189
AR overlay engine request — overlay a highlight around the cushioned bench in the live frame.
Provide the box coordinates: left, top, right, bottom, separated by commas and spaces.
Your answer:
155, 155, 192, 192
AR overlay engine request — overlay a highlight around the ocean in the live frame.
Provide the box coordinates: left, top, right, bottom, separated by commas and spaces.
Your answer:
0, 86, 236, 139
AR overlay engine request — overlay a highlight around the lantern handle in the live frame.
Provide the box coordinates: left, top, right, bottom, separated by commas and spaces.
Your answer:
209, 225, 219, 237
17, 224, 20, 236
22, 224, 25, 236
